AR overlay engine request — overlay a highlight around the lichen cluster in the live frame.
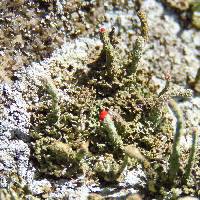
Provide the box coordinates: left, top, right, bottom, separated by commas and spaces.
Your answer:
29, 11, 199, 199
163, 0, 200, 29
0, 0, 104, 81
0, 172, 38, 200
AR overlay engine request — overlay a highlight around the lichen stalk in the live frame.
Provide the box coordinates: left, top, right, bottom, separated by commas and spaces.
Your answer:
137, 10, 149, 41
99, 29, 117, 68
127, 36, 145, 76
126, 11, 148, 76
102, 113, 124, 150
194, 67, 200, 83
168, 99, 184, 183
183, 127, 199, 183
192, 66, 200, 92
158, 71, 171, 97
41, 77, 60, 124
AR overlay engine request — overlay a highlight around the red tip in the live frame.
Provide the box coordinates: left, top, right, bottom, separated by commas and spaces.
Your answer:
99, 27, 106, 33
99, 110, 108, 121
164, 71, 171, 81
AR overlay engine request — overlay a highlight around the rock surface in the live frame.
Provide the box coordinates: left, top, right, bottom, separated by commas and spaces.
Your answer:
0, 0, 200, 199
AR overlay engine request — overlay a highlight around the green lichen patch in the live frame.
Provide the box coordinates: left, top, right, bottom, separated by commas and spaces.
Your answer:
33, 137, 84, 178
28, 11, 199, 199
0, 172, 39, 200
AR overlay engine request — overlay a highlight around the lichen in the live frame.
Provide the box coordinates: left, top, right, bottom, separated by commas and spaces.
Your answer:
28, 10, 199, 199
0, 0, 105, 81
33, 137, 85, 177
183, 128, 198, 183
168, 99, 185, 183
191, 1, 200, 29
188, 67, 200, 92
163, 0, 190, 11
0, 172, 39, 200
162, 0, 200, 29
